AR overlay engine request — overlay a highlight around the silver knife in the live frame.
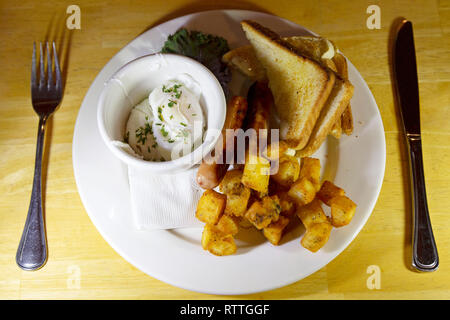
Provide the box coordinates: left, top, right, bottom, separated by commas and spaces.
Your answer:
392, 19, 439, 272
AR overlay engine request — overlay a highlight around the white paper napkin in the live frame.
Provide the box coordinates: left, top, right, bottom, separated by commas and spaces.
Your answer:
128, 166, 204, 230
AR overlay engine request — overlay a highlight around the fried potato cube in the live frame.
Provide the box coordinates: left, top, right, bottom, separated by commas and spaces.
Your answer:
277, 191, 296, 217
219, 169, 244, 194
242, 152, 271, 194
244, 201, 266, 229
329, 195, 357, 227
263, 215, 290, 245
208, 235, 237, 256
219, 169, 251, 217
317, 181, 345, 206
262, 194, 281, 212
245, 195, 281, 230
201, 224, 237, 256
296, 199, 329, 229
299, 157, 321, 191
201, 224, 216, 250
272, 155, 300, 187
301, 222, 332, 252
288, 177, 316, 206
224, 187, 251, 217
195, 190, 226, 224
216, 214, 239, 235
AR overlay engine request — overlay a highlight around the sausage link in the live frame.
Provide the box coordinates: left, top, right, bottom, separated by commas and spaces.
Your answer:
196, 96, 248, 189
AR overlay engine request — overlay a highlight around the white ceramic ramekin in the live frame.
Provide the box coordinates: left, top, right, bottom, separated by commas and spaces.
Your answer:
97, 53, 226, 174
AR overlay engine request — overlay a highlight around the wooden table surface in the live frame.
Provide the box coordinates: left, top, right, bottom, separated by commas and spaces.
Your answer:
1, 0, 449, 299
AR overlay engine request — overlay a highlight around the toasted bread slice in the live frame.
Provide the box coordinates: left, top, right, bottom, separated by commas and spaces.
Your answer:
297, 78, 354, 156
222, 45, 267, 81
222, 35, 346, 139
332, 53, 353, 135
287, 37, 346, 139
241, 20, 335, 150
223, 35, 354, 138
284, 36, 337, 70
223, 36, 337, 80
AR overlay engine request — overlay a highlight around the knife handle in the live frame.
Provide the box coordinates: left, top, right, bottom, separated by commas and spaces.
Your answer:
407, 135, 438, 271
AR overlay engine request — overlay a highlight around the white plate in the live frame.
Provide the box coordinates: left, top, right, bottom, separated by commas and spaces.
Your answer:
73, 10, 386, 295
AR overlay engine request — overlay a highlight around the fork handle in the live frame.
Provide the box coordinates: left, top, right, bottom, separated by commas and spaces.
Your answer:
408, 136, 439, 271
16, 116, 48, 270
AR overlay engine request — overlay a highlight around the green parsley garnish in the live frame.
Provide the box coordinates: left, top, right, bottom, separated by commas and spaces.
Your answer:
160, 29, 231, 96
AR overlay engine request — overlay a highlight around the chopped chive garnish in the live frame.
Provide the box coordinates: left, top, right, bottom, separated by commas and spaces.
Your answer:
135, 125, 151, 145
160, 126, 169, 137
157, 106, 164, 121
180, 122, 187, 127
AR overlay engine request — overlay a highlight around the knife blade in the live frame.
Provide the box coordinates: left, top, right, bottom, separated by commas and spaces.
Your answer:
393, 20, 420, 136
392, 19, 439, 272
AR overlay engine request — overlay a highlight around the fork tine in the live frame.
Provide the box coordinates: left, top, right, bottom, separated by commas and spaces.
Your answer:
46, 42, 53, 88
39, 42, 45, 88
31, 42, 37, 88
52, 42, 61, 91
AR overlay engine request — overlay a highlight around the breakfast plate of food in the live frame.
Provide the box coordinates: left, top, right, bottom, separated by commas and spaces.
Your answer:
73, 9, 385, 294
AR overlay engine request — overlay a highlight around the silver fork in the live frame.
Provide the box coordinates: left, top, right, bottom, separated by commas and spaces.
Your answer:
16, 42, 62, 270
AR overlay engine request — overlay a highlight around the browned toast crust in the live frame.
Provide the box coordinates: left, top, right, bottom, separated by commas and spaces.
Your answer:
332, 53, 353, 135
241, 20, 336, 150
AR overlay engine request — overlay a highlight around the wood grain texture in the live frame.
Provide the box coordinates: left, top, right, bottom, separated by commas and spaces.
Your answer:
0, 0, 449, 299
